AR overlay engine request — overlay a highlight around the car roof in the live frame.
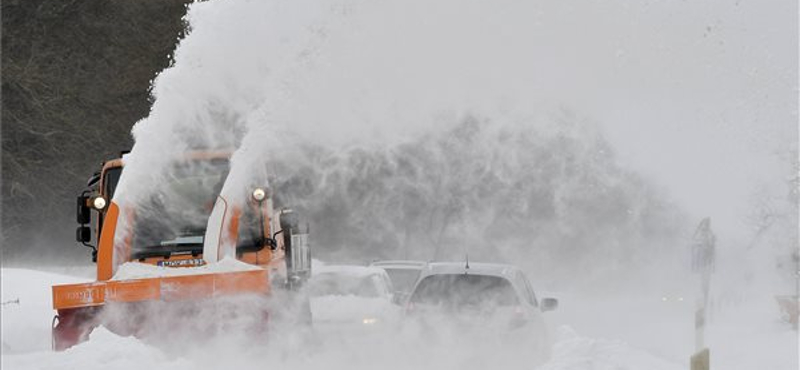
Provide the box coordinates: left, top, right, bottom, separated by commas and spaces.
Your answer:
369, 260, 427, 269
420, 262, 521, 279
314, 265, 388, 278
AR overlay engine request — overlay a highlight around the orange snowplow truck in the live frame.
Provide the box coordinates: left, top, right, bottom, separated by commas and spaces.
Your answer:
52, 151, 312, 350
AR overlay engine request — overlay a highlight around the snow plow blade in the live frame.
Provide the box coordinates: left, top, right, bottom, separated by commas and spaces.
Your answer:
53, 269, 270, 310
51, 269, 270, 350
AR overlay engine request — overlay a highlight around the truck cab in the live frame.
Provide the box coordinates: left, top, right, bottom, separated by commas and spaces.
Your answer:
76, 151, 310, 280
56, 151, 311, 350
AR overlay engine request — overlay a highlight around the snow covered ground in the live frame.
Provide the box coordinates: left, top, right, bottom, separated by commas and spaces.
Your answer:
2, 267, 796, 370
1, 268, 91, 354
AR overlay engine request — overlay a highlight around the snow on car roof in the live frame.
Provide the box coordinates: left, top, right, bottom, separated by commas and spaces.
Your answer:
313, 265, 388, 278
369, 260, 427, 269
421, 262, 519, 278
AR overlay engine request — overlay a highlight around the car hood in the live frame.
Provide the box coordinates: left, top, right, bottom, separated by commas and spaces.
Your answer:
310, 295, 396, 323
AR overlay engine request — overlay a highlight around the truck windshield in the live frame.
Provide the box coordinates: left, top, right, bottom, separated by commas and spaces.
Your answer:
104, 167, 122, 200
130, 159, 231, 259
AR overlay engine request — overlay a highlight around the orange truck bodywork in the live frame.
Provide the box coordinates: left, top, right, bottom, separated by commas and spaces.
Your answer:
52, 152, 304, 350
53, 269, 270, 310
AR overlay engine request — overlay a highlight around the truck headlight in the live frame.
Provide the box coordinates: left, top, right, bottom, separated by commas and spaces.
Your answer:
92, 197, 107, 210
252, 188, 267, 202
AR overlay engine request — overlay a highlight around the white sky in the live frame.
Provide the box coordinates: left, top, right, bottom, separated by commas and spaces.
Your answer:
536, 0, 799, 241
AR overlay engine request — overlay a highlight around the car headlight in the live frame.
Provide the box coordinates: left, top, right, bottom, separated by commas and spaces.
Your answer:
362, 318, 378, 325
92, 197, 107, 210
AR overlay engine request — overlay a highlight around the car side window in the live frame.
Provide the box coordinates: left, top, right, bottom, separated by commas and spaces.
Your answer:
512, 273, 529, 305
373, 275, 390, 296
383, 274, 395, 294
521, 274, 538, 307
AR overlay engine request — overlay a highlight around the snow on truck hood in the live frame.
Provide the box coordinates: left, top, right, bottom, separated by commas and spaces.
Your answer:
111, 257, 262, 280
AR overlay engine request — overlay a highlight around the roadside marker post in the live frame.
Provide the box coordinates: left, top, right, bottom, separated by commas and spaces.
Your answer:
690, 218, 715, 370
691, 348, 710, 370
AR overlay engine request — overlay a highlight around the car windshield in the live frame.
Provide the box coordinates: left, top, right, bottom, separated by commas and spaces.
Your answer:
410, 274, 519, 307
308, 273, 382, 298
130, 159, 230, 258
383, 268, 421, 293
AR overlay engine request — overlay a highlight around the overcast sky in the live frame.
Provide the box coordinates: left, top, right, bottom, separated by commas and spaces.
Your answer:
533, 0, 798, 241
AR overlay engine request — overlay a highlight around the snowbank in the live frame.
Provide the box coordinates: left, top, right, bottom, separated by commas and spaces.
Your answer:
3, 322, 681, 370
540, 327, 682, 370
1, 268, 91, 354
2, 266, 797, 370
3, 327, 193, 370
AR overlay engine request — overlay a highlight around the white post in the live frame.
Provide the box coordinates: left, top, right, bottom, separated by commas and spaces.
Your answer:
690, 218, 714, 370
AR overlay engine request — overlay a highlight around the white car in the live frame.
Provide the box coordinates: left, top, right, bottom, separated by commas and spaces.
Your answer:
307, 265, 399, 327
369, 260, 426, 303
405, 262, 557, 358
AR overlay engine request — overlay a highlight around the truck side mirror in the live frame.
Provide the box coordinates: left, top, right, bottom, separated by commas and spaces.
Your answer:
279, 210, 299, 231
86, 172, 101, 188
76, 226, 91, 243
77, 195, 90, 224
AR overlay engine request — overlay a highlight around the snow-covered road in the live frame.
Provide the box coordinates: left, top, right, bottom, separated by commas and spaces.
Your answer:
1, 267, 795, 370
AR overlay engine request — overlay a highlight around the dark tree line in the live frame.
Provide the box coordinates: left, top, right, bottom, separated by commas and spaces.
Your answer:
2, 0, 191, 263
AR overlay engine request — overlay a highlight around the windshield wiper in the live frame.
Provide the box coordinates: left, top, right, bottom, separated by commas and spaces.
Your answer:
131, 236, 266, 261
160, 235, 204, 246
131, 243, 204, 260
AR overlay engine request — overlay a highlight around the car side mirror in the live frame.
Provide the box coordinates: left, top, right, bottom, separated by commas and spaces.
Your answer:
76, 226, 91, 243
77, 195, 90, 224
541, 297, 559, 312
